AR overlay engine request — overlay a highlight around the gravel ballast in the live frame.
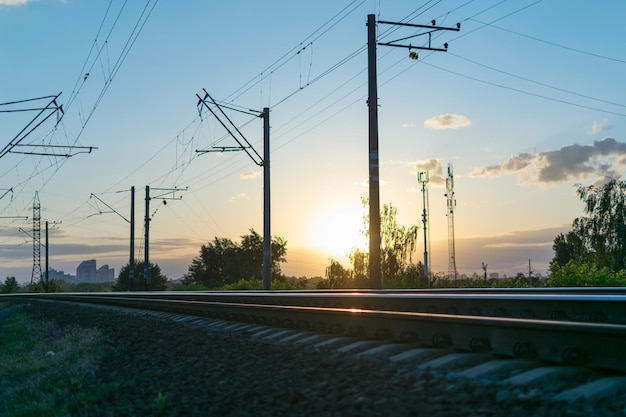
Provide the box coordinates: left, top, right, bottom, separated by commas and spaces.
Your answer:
5, 300, 626, 416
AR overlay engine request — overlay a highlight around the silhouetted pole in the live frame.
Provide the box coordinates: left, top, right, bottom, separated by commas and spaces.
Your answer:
367, 14, 460, 289
144, 185, 150, 289
129, 186, 135, 291
44, 220, 48, 292
419, 173, 429, 280
262, 107, 272, 290
367, 14, 382, 290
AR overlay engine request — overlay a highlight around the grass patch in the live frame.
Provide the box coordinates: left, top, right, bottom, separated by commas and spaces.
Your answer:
0, 302, 108, 416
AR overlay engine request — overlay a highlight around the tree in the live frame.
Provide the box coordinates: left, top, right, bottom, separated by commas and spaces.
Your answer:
552, 231, 588, 267
321, 200, 420, 288
27, 278, 62, 293
552, 179, 626, 272
319, 259, 352, 289
360, 199, 419, 285
0, 276, 20, 294
113, 260, 168, 291
184, 237, 238, 288
183, 229, 288, 289
348, 248, 369, 288
547, 260, 626, 287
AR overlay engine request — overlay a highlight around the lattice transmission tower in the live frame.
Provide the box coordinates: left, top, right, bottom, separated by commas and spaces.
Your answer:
445, 164, 457, 284
31, 191, 42, 284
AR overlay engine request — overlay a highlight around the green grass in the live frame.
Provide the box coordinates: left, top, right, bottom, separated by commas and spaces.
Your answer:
0, 302, 174, 416
0, 302, 109, 416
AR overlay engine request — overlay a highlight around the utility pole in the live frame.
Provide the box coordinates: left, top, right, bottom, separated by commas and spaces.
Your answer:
367, 14, 382, 289
262, 107, 271, 290
130, 186, 135, 291
89, 190, 134, 290
144, 185, 186, 289
45, 220, 48, 293
144, 186, 149, 289
367, 14, 460, 289
196, 90, 272, 290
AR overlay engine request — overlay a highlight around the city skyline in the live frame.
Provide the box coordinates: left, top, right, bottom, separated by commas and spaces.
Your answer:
1, 1, 625, 284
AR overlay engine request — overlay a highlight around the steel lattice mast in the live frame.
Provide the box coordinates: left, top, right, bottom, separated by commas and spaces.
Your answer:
31, 191, 42, 284
445, 164, 457, 285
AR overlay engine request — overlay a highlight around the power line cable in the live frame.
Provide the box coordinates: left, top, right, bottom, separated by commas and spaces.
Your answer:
468, 18, 626, 65
421, 60, 626, 117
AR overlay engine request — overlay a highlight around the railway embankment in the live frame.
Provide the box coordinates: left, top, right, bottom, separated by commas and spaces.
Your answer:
1, 299, 625, 416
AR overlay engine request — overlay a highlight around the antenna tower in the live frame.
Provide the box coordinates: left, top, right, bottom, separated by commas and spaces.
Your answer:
445, 164, 457, 284
31, 191, 42, 284
418, 171, 431, 279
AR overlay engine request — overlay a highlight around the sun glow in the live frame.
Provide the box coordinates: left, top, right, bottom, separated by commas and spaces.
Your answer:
309, 204, 367, 261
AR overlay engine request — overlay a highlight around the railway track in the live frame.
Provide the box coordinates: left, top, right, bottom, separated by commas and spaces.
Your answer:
11, 288, 626, 374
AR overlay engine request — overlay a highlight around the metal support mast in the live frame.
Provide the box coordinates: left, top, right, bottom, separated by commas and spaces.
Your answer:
262, 107, 271, 290
45, 221, 49, 292
130, 186, 135, 291
418, 171, 430, 280
143, 185, 186, 289
196, 91, 272, 290
366, 14, 459, 289
144, 186, 150, 289
31, 191, 42, 285
367, 14, 382, 289
445, 164, 457, 285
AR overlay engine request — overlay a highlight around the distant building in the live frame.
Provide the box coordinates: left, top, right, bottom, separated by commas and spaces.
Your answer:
96, 265, 115, 282
47, 268, 76, 283
489, 272, 500, 279
76, 260, 97, 283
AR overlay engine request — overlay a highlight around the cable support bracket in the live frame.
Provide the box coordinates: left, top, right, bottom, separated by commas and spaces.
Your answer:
195, 89, 264, 167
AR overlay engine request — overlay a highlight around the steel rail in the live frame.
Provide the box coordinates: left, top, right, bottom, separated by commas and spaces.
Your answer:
40, 289, 626, 325
11, 292, 626, 372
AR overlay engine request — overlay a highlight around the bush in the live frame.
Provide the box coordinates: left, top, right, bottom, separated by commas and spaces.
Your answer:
547, 260, 626, 287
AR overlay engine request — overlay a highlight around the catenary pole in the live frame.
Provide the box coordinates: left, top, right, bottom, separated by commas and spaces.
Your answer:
367, 15, 460, 288
367, 14, 382, 289
45, 220, 49, 293
129, 186, 135, 290
144, 185, 150, 289
262, 107, 272, 290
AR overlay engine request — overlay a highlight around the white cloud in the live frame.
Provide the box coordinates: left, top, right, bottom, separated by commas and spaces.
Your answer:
424, 113, 471, 130
231, 193, 249, 201
0, 0, 30, 4
470, 137, 626, 184
413, 158, 446, 186
588, 119, 610, 135
240, 170, 262, 180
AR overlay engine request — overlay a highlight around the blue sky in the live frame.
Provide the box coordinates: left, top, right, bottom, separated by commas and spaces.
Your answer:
1, 0, 625, 283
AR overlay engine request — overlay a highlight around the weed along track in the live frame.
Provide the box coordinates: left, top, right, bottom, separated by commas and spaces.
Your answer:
3, 291, 626, 416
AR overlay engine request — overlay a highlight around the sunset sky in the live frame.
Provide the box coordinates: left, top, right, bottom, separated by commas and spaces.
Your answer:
1, 0, 625, 283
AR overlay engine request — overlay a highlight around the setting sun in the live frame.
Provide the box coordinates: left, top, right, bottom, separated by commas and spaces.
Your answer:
309, 203, 367, 261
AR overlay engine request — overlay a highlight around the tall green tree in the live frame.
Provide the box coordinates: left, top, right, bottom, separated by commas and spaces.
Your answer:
548, 260, 626, 287
552, 179, 626, 272
185, 237, 238, 288
321, 200, 420, 288
0, 276, 20, 294
183, 229, 288, 288
318, 259, 352, 289
379, 203, 419, 283
113, 260, 168, 291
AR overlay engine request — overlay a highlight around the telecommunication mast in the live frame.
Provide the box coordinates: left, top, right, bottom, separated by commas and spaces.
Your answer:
445, 164, 457, 284
418, 171, 431, 279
